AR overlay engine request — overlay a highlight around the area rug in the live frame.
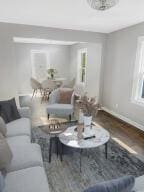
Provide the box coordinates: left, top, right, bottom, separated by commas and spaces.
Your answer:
32, 123, 144, 192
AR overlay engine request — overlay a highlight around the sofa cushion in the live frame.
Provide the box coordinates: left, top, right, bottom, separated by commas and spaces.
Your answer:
6, 118, 31, 137
0, 172, 5, 192
59, 88, 73, 104
0, 117, 7, 137
0, 98, 20, 123
133, 175, 144, 192
7, 144, 43, 172
18, 107, 31, 119
84, 175, 135, 192
0, 133, 13, 170
4, 166, 49, 192
7, 135, 30, 147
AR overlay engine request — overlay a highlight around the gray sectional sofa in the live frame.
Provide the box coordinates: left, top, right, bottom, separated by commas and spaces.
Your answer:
3, 107, 49, 192
2, 106, 144, 192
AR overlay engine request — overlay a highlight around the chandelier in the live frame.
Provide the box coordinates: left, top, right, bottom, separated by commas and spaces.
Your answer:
87, 0, 119, 11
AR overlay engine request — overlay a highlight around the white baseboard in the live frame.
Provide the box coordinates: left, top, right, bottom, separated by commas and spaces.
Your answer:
102, 107, 144, 132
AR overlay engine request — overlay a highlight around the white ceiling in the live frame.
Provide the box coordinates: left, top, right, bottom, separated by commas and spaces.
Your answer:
0, 0, 144, 33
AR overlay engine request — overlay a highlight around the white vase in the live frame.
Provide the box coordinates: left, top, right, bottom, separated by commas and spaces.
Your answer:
78, 110, 84, 124
84, 116, 92, 127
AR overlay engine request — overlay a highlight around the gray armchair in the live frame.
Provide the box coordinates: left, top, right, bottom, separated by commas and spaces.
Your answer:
46, 88, 74, 120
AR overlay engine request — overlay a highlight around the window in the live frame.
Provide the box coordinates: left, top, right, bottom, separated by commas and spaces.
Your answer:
132, 37, 144, 105
77, 48, 87, 83
31, 50, 50, 82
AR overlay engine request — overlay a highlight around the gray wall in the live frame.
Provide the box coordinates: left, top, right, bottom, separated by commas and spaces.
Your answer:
102, 22, 144, 126
0, 22, 106, 102
2, 21, 144, 127
15, 43, 70, 94
70, 43, 102, 100
15, 42, 102, 98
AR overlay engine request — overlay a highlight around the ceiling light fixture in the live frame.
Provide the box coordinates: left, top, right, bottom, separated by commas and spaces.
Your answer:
87, 0, 119, 11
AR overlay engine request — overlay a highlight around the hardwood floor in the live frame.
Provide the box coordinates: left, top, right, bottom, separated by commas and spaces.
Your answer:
22, 97, 144, 161
95, 111, 144, 160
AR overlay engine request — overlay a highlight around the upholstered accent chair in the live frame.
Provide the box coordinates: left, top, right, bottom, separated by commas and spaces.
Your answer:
46, 88, 75, 120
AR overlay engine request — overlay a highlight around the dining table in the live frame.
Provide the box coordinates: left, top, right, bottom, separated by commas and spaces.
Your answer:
51, 77, 66, 87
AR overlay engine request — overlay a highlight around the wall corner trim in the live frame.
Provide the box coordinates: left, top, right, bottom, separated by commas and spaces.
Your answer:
102, 107, 144, 132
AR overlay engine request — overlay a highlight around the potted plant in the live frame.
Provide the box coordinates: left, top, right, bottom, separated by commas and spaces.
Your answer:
77, 95, 100, 127
47, 68, 57, 79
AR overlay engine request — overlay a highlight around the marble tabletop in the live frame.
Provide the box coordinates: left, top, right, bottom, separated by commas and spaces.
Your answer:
59, 125, 110, 149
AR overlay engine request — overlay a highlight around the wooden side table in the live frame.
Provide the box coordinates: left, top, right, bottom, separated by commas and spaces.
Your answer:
42, 120, 66, 163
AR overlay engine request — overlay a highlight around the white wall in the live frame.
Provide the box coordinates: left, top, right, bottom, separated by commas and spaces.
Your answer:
0, 30, 17, 100
102, 22, 144, 127
0, 22, 106, 100
15, 43, 70, 94
70, 43, 102, 100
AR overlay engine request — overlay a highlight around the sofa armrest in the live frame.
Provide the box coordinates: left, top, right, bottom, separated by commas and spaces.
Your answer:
18, 107, 31, 119
133, 175, 144, 192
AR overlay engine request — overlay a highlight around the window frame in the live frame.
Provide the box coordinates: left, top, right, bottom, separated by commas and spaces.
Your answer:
77, 48, 87, 84
132, 37, 144, 106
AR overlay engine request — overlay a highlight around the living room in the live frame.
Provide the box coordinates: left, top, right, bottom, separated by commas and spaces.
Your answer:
0, 0, 144, 192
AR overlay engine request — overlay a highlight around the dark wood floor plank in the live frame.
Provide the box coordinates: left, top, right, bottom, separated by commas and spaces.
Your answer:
95, 110, 144, 157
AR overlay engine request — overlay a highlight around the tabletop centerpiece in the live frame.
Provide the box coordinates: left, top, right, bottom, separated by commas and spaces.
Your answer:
77, 95, 100, 129
47, 68, 57, 79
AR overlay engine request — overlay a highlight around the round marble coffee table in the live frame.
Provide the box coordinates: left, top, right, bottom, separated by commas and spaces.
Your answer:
59, 125, 110, 172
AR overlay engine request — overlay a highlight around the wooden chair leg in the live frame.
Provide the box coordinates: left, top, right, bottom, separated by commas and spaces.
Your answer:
41, 89, 45, 103
40, 89, 43, 96
35, 89, 38, 97
44, 91, 46, 101
45, 90, 49, 101
32, 89, 35, 99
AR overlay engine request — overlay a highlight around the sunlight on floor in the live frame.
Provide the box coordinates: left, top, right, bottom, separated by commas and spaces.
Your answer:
112, 137, 137, 154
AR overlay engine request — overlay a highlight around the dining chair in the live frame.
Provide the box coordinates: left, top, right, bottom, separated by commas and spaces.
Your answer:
41, 79, 57, 103
30, 78, 42, 99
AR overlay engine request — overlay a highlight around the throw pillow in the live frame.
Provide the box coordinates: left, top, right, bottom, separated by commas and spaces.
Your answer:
0, 98, 21, 123
0, 133, 13, 170
59, 88, 73, 104
0, 172, 5, 192
0, 117, 7, 137
84, 175, 135, 192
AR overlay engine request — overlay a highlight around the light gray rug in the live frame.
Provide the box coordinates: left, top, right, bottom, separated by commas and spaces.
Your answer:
32, 124, 144, 192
